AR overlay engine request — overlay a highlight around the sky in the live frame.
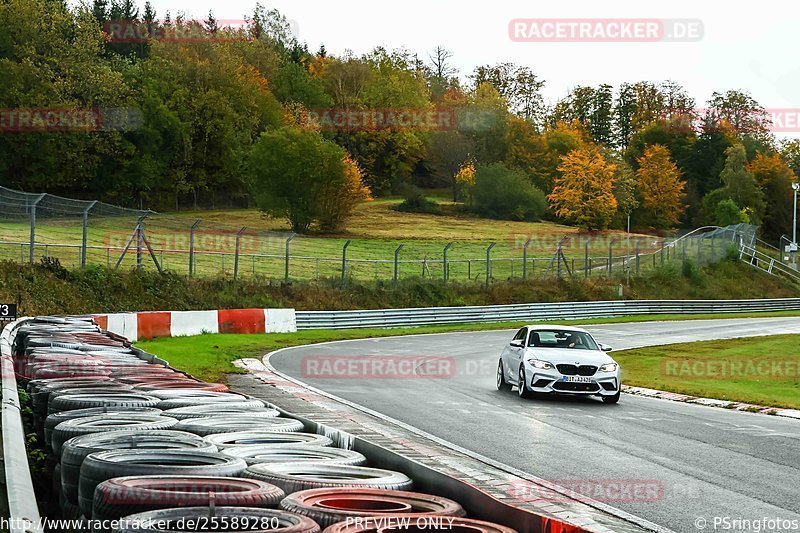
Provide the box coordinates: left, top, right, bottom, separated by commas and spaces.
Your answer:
141, 0, 800, 121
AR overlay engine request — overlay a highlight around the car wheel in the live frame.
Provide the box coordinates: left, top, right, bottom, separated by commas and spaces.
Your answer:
517, 366, 532, 399
496, 361, 511, 392
602, 391, 621, 404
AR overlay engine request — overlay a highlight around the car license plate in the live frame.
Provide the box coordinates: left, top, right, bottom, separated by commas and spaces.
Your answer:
563, 376, 592, 383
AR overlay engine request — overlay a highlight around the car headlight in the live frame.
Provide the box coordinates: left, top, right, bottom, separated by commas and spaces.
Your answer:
527, 359, 553, 370
599, 363, 619, 372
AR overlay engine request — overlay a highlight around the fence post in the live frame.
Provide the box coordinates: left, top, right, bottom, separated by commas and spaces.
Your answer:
443, 242, 454, 282
81, 201, 97, 268
584, 240, 589, 278
711, 235, 716, 262
682, 237, 687, 266
393, 244, 404, 289
29, 193, 45, 264
340, 240, 351, 289
284, 234, 295, 282
608, 240, 614, 275
661, 239, 665, 266
635, 241, 640, 275
697, 236, 703, 263
485, 242, 496, 288
233, 226, 246, 281
189, 219, 201, 278
522, 239, 532, 280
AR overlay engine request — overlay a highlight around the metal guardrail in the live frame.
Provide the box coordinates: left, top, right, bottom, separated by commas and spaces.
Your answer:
1, 317, 42, 533
295, 298, 800, 329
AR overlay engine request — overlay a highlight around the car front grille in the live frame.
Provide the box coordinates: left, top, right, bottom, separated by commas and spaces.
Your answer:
552, 381, 601, 392
556, 364, 598, 376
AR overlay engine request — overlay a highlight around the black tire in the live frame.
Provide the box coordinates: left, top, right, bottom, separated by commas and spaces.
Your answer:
109, 506, 319, 533
279, 488, 465, 528
162, 404, 280, 421
602, 391, 621, 404
45, 407, 162, 448
79, 450, 248, 517
222, 446, 366, 467
93, 476, 285, 521
157, 395, 262, 410
51, 414, 178, 456
517, 366, 532, 399
174, 417, 304, 437
48, 393, 160, 416
242, 463, 413, 495
204, 432, 333, 450
146, 390, 247, 401
60, 430, 216, 506
496, 360, 511, 392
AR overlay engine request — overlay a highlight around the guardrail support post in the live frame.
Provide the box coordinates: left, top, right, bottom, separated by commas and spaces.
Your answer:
81, 201, 97, 268
485, 242, 496, 288
523, 238, 532, 280
29, 193, 45, 264
233, 226, 246, 281
393, 244, 404, 289
443, 242, 454, 282
284, 234, 295, 282
189, 219, 201, 278
340, 240, 351, 289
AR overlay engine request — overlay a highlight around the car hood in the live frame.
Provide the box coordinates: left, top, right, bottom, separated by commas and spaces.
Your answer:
524, 348, 614, 366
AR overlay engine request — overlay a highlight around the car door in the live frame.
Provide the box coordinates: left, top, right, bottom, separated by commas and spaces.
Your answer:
504, 327, 527, 381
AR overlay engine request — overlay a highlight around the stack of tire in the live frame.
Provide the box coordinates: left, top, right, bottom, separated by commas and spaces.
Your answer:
13, 316, 517, 533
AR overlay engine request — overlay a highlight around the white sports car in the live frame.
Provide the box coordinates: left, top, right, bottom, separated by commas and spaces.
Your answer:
496, 325, 621, 403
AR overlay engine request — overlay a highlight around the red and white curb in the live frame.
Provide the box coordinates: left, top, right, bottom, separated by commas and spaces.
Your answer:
92, 308, 296, 341
623, 385, 800, 420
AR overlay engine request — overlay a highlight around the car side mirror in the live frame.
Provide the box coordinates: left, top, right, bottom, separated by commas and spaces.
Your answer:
599, 343, 613, 352
510, 340, 524, 348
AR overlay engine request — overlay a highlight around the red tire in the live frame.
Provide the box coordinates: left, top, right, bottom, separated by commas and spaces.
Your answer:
323, 517, 516, 533
280, 489, 465, 528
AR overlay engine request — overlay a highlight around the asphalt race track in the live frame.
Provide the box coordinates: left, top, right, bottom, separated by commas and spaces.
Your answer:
271, 318, 800, 532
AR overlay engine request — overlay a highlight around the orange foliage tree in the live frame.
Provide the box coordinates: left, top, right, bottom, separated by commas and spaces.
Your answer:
548, 145, 618, 229
635, 144, 686, 228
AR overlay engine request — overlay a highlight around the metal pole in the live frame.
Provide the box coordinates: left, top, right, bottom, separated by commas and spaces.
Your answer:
234, 226, 246, 281
189, 219, 201, 278
443, 242, 454, 282
284, 234, 295, 281
340, 240, 351, 289
608, 240, 614, 275
136, 223, 143, 272
523, 239, 531, 280
393, 244, 404, 289
29, 194, 45, 264
485, 242, 496, 288
81, 201, 97, 268
584, 240, 589, 278
793, 185, 798, 245
635, 241, 640, 276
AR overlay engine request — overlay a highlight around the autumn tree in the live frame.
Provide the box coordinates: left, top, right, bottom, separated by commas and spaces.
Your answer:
747, 152, 795, 238
635, 145, 686, 228
549, 145, 618, 229
716, 143, 765, 224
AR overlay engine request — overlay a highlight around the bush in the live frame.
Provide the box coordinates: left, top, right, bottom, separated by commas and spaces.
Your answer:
393, 185, 442, 214
248, 127, 370, 233
470, 163, 547, 221
714, 198, 750, 226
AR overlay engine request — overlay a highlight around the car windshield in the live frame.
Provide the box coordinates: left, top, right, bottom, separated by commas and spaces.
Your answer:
528, 330, 598, 350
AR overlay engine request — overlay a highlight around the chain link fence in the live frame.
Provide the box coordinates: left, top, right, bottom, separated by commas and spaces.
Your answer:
0, 186, 756, 285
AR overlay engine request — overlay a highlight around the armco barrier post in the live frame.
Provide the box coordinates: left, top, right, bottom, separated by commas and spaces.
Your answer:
189, 219, 201, 278
340, 239, 351, 289
485, 242, 496, 288
81, 201, 97, 268
233, 226, 246, 281
443, 242, 454, 282
393, 244, 404, 289
284, 234, 295, 281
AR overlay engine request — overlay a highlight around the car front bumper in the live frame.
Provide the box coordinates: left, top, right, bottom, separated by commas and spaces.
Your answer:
525, 365, 620, 396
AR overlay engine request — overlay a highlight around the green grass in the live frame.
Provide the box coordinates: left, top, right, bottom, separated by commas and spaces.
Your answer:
137, 311, 800, 388
615, 335, 800, 409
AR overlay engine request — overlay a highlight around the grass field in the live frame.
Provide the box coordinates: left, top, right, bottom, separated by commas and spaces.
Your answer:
1, 196, 684, 282
614, 335, 800, 409
137, 311, 800, 404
